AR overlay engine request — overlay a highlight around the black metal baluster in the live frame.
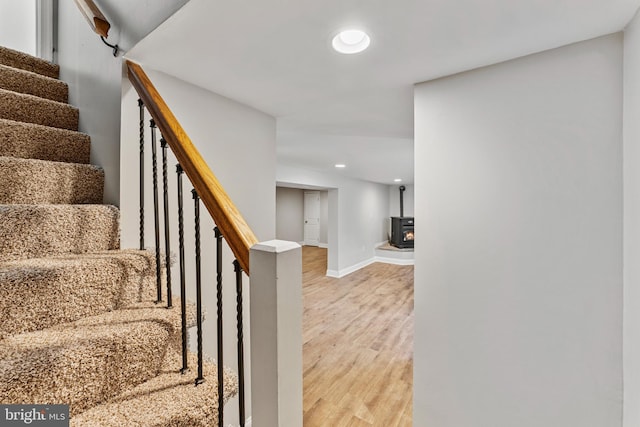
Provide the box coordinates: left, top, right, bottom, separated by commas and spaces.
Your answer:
150, 119, 162, 303
177, 164, 188, 374
215, 227, 224, 426
193, 190, 205, 385
160, 138, 172, 308
138, 99, 145, 250
234, 260, 246, 427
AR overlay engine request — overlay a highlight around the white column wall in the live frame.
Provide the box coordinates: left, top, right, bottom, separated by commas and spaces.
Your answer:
414, 34, 623, 427
319, 190, 329, 246
624, 10, 640, 427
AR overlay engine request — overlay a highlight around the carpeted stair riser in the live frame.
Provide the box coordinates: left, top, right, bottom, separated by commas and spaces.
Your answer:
72, 353, 238, 427
0, 205, 119, 261
0, 45, 239, 426
0, 251, 160, 338
0, 46, 59, 79
0, 300, 196, 416
0, 156, 103, 204
0, 64, 68, 103
0, 88, 78, 130
0, 252, 160, 337
0, 119, 90, 164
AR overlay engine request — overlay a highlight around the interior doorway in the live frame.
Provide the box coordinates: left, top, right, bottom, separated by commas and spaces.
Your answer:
276, 184, 331, 250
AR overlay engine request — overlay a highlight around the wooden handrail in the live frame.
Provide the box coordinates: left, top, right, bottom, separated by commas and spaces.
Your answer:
73, 0, 111, 38
127, 61, 258, 274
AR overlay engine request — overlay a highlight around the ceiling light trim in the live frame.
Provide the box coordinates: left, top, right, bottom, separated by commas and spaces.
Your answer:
332, 29, 370, 54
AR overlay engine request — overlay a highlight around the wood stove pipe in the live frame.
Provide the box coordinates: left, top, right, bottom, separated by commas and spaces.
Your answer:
399, 185, 406, 217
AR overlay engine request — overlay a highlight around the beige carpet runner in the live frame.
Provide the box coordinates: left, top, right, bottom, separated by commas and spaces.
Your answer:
0, 45, 237, 426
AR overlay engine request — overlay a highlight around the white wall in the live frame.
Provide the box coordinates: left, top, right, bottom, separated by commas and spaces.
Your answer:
319, 190, 329, 245
0, 0, 36, 55
276, 187, 304, 243
624, 11, 640, 427
277, 165, 389, 276
57, 1, 121, 205
56, 0, 189, 205
414, 34, 623, 427
120, 69, 276, 426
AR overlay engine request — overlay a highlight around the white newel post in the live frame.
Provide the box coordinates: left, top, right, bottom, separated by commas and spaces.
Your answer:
250, 240, 302, 427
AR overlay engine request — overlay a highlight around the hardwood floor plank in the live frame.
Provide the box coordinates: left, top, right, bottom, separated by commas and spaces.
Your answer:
302, 246, 413, 426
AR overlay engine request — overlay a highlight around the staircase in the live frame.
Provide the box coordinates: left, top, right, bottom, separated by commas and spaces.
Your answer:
0, 46, 237, 426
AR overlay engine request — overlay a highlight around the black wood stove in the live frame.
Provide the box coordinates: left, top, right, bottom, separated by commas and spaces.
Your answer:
390, 186, 414, 248
390, 217, 414, 248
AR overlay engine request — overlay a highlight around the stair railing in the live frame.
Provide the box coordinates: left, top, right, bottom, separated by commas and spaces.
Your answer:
71, 1, 302, 423
72, 0, 119, 56
127, 60, 256, 427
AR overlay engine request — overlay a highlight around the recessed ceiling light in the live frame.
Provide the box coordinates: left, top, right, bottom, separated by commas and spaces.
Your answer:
335, 164, 346, 168
394, 178, 402, 182
332, 30, 370, 54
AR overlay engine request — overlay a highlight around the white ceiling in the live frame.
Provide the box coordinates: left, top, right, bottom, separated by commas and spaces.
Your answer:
128, 0, 640, 185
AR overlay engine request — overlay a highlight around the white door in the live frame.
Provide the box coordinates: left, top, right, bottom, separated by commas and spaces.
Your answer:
304, 191, 320, 246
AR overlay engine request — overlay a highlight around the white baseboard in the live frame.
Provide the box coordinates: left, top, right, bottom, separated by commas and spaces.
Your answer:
374, 256, 415, 266
326, 257, 376, 278
326, 253, 414, 277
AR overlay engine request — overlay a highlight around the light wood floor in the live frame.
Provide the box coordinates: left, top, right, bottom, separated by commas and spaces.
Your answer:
302, 246, 414, 426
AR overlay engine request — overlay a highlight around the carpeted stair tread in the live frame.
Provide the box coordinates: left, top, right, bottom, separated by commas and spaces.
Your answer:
0, 46, 59, 79
0, 63, 68, 102
0, 156, 104, 204
72, 353, 238, 427
0, 44, 240, 424
0, 250, 160, 338
0, 88, 78, 130
0, 118, 90, 163
0, 299, 197, 416
0, 204, 119, 262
